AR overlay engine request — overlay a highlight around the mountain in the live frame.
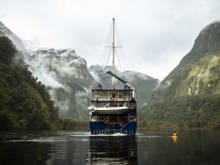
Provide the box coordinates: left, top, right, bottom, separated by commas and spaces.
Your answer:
28, 50, 158, 121
89, 65, 159, 112
29, 48, 96, 120
0, 21, 25, 51
0, 36, 60, 130
144, 22, 220, 130
0, 20, 96, 122
0, 20, 160, 124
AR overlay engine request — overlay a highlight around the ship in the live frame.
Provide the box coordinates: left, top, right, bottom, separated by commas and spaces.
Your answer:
88, 18, 137, 135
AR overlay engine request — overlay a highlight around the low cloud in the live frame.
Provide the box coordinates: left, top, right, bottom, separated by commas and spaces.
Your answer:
1, 0, 220, 80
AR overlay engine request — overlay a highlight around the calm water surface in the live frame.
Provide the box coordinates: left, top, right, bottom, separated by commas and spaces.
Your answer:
0, 131, 220, 165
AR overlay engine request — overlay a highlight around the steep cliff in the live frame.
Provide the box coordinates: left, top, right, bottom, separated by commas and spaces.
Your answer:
145, 22, 220, 129
0, 36, 59, 130
29, 48, 96, 120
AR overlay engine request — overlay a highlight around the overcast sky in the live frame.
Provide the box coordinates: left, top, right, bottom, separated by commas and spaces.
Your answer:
0, 0, 220, 80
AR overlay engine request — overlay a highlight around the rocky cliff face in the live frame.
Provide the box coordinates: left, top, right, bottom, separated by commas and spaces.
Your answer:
145, 22, 220, 129
190, 22, 220, 58
0, 34, 59, 130
29, 48, 96, 120
0, 20, 96, 120
0, 20, 160, 122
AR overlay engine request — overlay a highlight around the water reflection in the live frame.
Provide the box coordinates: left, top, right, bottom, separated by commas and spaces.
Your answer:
89, 135, 137, 164
1, 131, 220, 165
138, 131, 220, 165
0, 141, 51, 165
170, 132, 178, 143
46, 132, 89, 165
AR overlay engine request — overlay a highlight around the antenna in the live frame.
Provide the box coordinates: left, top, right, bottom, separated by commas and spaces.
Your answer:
112, 18, 115, 89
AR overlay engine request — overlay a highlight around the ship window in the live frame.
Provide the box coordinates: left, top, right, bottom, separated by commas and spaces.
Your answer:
98, 116, 105, 121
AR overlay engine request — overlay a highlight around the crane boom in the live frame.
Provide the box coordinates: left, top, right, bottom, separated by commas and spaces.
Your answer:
106, 71, 127, 84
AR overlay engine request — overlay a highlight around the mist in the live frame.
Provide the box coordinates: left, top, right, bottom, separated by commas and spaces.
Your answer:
1, 0, 220, 80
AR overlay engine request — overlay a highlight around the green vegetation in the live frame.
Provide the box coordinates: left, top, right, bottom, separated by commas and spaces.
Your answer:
0, 36, 89, 131
145, 51, 220, 130
0, 36, 61, 130
141, 22, 220, 130
140, 95, 220, 130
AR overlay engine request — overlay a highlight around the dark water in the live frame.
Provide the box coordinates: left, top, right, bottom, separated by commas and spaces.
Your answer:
0, 131, 220, 165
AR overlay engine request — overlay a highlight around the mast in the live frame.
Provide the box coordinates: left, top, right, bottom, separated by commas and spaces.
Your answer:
112, 18, 115, 89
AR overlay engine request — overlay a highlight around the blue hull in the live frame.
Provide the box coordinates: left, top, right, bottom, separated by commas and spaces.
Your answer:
90, 121, 136, 135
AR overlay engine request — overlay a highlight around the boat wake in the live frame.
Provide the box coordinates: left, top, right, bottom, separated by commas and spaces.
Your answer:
90, 133, 127, 137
